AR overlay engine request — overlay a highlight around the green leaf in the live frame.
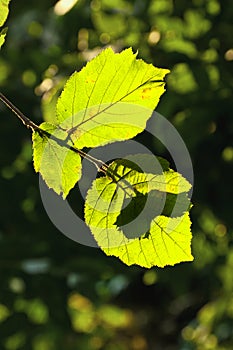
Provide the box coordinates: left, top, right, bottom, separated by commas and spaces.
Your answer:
56, 47, 169, 149
32, 122, 82, 198
32, 49, 169, 199
107, 158, 191, 195
0, 0, 11, 49
0, 27, 7, 48
85, 158, 193, 268
0, 0, 11, 26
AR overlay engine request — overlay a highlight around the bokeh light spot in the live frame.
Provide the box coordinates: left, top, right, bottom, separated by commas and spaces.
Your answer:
54, 0, 79, 16
182, 325, 194, 340
78, 28, 89, 51
143, 270, 157, 285
148, 30, 161, 45
206, 0, 221, 15
22, 70, 37, 87
224, 49, 233, 61
0, 304, 10, 321
222, 147, 233, 162
100, 32, 111, 44
214, 223, 227, 237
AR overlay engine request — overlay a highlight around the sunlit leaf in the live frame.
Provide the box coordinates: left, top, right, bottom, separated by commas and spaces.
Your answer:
0, 0, 11, 49
0, 27, 7, 48
107, 158, 191, 195
32, 122, 82, 198
85, 158, 193, 268
32, 48, 169, 199
56, 47, 169, 149
0, 0, 11, 26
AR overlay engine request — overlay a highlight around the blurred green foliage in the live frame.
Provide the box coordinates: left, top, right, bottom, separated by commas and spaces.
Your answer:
0, 0, 233, 349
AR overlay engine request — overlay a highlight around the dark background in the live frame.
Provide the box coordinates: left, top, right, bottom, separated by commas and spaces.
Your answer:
0, 0, 233, 349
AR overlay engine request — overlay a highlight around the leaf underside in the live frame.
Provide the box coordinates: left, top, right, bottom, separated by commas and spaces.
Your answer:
32, 122, 82, 198
85, 158, 193, 268
32, 48, 169, 198
31, 48, 193, 268
56, 47, 169, 149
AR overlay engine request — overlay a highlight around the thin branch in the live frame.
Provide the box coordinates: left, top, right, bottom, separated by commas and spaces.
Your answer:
0, 92, 142, 197
0, 92, 109, 174
0, 92, 40, 131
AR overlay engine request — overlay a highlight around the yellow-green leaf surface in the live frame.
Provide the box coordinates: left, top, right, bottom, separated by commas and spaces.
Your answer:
56, 47, 169, 149
32, 49, 169, 199
0, 0, 11, 48
85, 159, 193, 268
32, 122, 82, 198
0, 28, 7, 48
111, 213, 192, 268
107, 159, 192, 195
0, 0, 10, 26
